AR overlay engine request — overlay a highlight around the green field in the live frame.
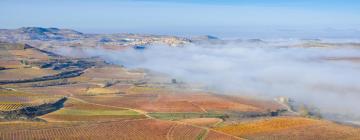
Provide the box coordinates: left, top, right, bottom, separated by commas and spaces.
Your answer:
148, 112, 228, 120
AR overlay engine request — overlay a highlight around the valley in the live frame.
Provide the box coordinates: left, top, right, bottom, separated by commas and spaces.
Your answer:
0, 27, 360, 140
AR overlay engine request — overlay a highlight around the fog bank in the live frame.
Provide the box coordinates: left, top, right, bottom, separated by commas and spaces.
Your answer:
58, 41, 360, 122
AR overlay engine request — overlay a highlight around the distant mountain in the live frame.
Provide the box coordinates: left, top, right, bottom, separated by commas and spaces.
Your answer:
0, 27, 191, 48
189, 35, 227, 45
190, 35, 220, 42
246, 39, 265, 43
0, 27, 85, 42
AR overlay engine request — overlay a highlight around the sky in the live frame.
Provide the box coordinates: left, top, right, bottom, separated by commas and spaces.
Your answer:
1, 0, 360, 38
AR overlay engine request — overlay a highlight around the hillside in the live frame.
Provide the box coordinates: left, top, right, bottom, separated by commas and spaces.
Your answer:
1, 29, 360, 139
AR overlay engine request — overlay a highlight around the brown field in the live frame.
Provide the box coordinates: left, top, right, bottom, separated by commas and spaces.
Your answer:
0, 68, 56, 80
152, 93, 266, 112
141, 100, 205, 112
0, 119, 237, 140
0, 90, 61, 105
0, 121, 84, 132
0, 60, 22, 69
8, 49, 50, 61
0, 119, 172, 140
82, 66, 144, 81
41, 98, 146, 122
127, 86, 165, 94
0, 94, 32, 103
215, 117, 360, 140
66, 75, 93, 83
76, 94, 160, 110
84, 87, 122, 96
217, 95, 285, 112
75, 90, 281, 113
18, 84, 90, 96
167, 123, 206, 140
43, 115, 145, 122
77, 93, 205, 112
205, 130, 242, 140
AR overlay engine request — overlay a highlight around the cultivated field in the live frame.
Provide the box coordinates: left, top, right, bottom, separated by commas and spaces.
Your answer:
1, 42, 360, 140
215, 117, 360, 140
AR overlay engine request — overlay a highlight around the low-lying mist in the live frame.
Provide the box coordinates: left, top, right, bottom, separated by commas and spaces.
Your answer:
58, 41, 360, 122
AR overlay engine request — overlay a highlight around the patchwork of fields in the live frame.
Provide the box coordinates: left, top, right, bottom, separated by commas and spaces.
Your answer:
1, 42, 360, 140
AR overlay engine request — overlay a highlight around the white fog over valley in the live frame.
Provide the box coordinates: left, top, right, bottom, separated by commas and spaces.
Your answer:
58, 39, 360, 123
2, 0, 360, 139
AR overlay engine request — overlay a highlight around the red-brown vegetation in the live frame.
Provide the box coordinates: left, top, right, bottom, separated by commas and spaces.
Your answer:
167, 123, 205, 140
0, 119, 173, 140
215, 117, 360, 140
205, 130, 242, 140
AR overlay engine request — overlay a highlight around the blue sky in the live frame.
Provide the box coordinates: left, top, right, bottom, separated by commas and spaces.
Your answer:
1, 0, 360, 38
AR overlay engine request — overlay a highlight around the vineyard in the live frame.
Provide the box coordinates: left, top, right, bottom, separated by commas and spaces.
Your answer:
81, 66, 144, 82
127, 86, 164, 94
0, 95, 32, 103
0, 103, 31, 111
0, 68, 56, 81
76, 91, 269, 113
0, 89, 64, 113
8, 49, 50, 61
156, 93, 263, 112
76, 94, 160, 110
0, 90, 62, 104
148, 112, 227, 121
0, 60, 22, 69
1, 42, 360, 139
41, 98, 146, 122
0, 119, 171, 140
0, 119, 239, 140
205, 130, 241, 140
180, 118, 223, 127
167, 123, 206, 140
215, 117, 360, 140
84, 87, 122, 96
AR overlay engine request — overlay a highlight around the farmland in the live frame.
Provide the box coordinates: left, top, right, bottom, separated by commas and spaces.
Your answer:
0, 41, 254, 139
0, 42, 276, 139
0, 118, 240, 140
148, 112, 228, 121
41, 98, 146, 121
215, 117, 360, 140
1, 31, 360, 140
180, 118, 223, 127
